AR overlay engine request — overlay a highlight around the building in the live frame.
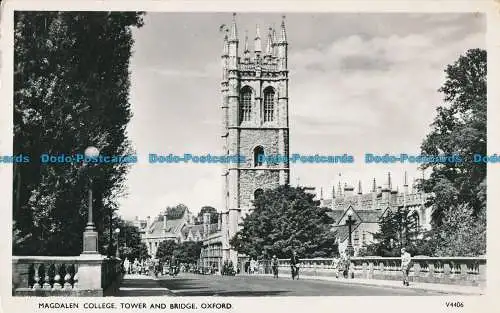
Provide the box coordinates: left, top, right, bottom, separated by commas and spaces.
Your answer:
200, 13, 290, 271
320, 172, 433, 256
133, 205, 219, 258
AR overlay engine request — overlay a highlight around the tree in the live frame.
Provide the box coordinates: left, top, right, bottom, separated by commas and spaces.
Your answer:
114, 218, 149, 261
230, 186, 337, 258
155, 240, 178, 263
173, 241, 203, 264
195, 206, 219, 225
13, 12, 144, 255
164, 204, 189, 219
420, 48, 486, 226
362, 208, 431, 257
427, 204, 486, 257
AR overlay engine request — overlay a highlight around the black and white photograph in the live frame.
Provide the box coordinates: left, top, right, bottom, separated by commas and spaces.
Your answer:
1, 1, 496, 311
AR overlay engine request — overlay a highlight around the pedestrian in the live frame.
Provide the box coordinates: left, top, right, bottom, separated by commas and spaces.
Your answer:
401, 247, 412, 286
290, 250, 300, 280
271, 255, 279, 279
124, 258, 130, 274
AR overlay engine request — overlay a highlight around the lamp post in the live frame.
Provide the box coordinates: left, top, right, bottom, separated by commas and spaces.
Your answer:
115, 228, 121, 259
82, 146, 100, 254
345, 211, 356, 257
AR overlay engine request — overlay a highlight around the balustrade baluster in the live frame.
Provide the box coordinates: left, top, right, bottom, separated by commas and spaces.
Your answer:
32, 264, 41, 289
64, 272, 72, 289
53, 264, 62, 290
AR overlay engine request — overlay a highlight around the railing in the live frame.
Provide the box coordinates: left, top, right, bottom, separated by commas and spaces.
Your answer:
12, 255, 123, 296
272, 256, 486, 286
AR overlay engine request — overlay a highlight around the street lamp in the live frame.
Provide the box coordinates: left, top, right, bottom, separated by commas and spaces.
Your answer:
115, 228, 121, 259
345, 211, 356, 257
82, 146, 100, 254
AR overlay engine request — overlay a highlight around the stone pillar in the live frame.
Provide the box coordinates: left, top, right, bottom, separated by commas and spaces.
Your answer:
77, 254, 104, 296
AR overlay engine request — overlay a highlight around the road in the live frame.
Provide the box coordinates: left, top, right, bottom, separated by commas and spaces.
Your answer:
115, 273, 446, 296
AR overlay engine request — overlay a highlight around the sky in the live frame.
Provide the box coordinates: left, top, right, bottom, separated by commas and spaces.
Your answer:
118, 12, 485, 221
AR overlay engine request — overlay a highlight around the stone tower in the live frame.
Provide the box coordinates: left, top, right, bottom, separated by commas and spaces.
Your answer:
220, 14, 290, 265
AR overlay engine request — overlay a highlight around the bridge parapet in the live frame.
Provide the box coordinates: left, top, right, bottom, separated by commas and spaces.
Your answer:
275, 256, 486, 286
12, 255, 123, 296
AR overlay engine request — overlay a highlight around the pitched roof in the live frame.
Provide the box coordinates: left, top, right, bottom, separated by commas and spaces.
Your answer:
146, 213, 186, 237
326, 209, 344, 223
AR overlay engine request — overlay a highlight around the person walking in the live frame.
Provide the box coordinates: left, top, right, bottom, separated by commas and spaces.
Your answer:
401, 247, 412, 286
290, 251, 300, 280
123, 258, 130, 274
271, 255, 279, 279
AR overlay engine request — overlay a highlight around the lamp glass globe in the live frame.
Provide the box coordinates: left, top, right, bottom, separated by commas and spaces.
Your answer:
84, 146, 100, 158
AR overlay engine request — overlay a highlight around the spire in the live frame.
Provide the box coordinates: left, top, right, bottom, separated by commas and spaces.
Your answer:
254, 24, 262, 52
320, 187, 323, 200
272, 28, 278, 57
266, 27, 273, 55
244, 30, 250, 61
229, 13, 238, 41
404, 171, 408, 186
280, 15, 287, 43
372, 178, 376, 192
387, 172, 392, 190
337, 181, 342, 197
358, 180, 362, 195
332, 184, 336, 199
222, 33, 229, 56
244, 30, 249, 52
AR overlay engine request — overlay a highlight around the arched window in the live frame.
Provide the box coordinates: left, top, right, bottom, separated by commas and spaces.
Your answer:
411, 211, 420, 228
254, 188, 264, 200
253, 146, 264, 167
263, 87, 275, 122
240, 87, 252, 122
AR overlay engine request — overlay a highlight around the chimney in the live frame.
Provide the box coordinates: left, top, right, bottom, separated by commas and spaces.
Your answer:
163, 214, 167, 230
146, 216, 151, 228
203, 213, 211, 237
217, 213, 222, 231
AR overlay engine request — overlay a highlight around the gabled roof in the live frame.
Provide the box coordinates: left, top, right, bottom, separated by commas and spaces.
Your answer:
326, 209, 345, 223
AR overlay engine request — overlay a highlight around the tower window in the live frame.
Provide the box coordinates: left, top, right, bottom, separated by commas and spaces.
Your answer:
263, 87, 275, 122
240, 87, 252, 122
254, 146, 264, 167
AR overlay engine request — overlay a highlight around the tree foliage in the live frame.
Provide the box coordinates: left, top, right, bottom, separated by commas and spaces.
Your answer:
195, 206, 219, 225
155, 240, 202, 264
360, 208, 431, 257
230, 186, 337, 258
420, 48, 486, 226
155, 240, 178, 263
13, 11, 144, 255
115, 218, 149, 261
426, 204, 486, 257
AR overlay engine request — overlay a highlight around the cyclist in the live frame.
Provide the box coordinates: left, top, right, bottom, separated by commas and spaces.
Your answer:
271, 255, 279, 279
290, 251, 300, 280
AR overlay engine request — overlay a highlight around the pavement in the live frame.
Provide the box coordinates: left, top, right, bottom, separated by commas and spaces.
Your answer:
242, 273, 485, 296
112, 272, 484, 297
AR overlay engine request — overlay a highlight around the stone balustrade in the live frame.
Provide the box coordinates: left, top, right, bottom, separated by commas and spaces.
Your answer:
12, 255, 123, 296
273, 256, 486, 286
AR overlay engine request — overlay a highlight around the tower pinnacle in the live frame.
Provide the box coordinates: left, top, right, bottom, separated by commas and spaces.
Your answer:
280, 15, 287, 43
230, 13, 238, 41
266, 27, 273, 55
254, 24, 262, 52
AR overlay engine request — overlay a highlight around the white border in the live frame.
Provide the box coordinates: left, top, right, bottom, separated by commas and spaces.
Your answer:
1, 1, 498, 313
